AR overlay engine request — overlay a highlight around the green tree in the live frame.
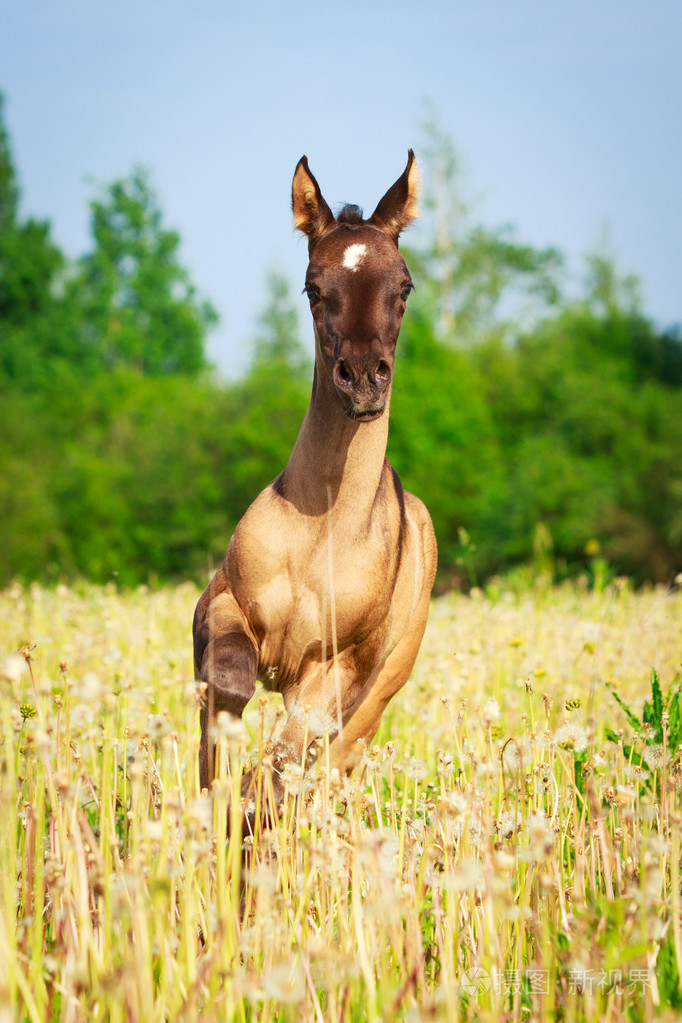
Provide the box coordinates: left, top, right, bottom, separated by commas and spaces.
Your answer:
75, 168, 218, 376
474, 250, 682, 581
220, 272, 310, 519
389, 307, 506, 583
405, 120, 564, 346
0, 94, 76, 392
251, 269, 310, 377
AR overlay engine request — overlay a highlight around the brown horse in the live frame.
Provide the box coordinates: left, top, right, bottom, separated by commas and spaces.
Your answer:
194, 151, 437, 814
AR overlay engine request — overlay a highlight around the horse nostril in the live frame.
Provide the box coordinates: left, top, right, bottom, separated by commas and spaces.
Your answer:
337, 360, 353, 384
375, 360, 391, 385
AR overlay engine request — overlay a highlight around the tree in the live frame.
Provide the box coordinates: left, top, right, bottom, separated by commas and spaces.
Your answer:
74, 168, 218, 376
0, 94, 74, 391
404, 120, 564, 346
251, 269, 310, 378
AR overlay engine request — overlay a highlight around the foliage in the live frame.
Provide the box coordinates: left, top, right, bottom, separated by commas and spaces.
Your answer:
605, 668, 682, 765
0, 94, 681, 587
73, 168, 218, 377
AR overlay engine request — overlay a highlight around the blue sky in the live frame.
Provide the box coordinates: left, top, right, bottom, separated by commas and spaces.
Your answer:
1, 0, 680, 375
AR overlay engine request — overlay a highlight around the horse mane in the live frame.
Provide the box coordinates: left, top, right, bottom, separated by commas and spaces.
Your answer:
336, 203, 364, 225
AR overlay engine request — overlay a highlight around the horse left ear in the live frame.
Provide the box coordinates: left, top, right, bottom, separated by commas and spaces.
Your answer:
292, 156, 335, 245
369, 149, 419, 241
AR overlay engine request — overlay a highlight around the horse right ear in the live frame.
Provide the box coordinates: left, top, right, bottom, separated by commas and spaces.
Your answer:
292, 157, 335, 245
369, 149, 419, 241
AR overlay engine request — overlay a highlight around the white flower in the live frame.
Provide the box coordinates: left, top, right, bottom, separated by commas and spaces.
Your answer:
554, 723, 587, 752
502, 737, 532, 769
72, 671, 106, 702
451, 857, 484, 891
407, 758, 429, 782
496, 811, 519, 839
211, 712, 246, 743
643, 744, 668, 769
1, 654, 26, 683
147, 714, 171, 739
468, 815, 484, 845
481, 698, 500, 725
263, 963, 305, 1004
186, 797, 212, 831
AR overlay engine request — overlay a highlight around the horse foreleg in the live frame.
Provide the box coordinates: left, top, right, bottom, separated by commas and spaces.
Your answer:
194, 591, 258, 791
327, 584, 432, 773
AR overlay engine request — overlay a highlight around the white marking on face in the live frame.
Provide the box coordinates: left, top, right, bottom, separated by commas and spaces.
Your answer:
343, 243, 367, 271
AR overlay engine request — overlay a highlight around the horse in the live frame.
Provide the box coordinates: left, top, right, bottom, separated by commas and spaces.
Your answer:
194, 151, 437, 819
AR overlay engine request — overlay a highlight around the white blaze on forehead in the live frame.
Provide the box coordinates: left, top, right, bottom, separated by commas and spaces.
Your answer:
342, 243, 367, 271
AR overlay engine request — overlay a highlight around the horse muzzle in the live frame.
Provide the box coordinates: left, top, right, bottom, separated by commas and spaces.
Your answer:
333, 357, 391, 420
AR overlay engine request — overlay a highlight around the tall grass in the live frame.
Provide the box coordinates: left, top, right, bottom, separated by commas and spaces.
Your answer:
1, 578, 681, 1021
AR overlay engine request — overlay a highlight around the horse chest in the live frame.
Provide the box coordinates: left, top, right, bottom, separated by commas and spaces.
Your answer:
232, 520, 393, 683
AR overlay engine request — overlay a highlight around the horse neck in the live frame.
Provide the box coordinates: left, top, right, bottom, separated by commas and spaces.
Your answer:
284, 356, 391, 519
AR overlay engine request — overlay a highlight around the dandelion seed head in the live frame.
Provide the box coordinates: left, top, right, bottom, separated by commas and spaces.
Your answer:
643, 744, 667, 769
467, 815, 484, 845
1, 654, 25, 683
407, 758, 428, 782
451, 856, 484, 891
554, 722, 588, 752
147, 713, 171, 739
211, 712, 246, 743
481, 698, 500, 725
72, 671, 106, 702
496, 811, 519, 839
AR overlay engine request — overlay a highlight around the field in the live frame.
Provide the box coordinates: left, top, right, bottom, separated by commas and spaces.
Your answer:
1, 578, 681, 1021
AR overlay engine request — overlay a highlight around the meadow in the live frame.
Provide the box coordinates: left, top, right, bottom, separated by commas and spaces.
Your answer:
1, 576, 681, 1021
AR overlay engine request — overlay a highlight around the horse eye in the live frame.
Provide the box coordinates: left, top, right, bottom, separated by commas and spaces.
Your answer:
401, 283, 414, 301
304, 285, 320, 305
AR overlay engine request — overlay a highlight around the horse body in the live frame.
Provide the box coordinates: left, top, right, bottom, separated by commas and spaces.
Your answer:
195, 152, 437, 802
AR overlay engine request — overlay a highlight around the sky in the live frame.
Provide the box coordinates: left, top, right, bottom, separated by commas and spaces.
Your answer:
1, 0, 680, 376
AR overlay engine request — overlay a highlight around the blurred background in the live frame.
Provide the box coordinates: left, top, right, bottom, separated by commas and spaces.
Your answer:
1, 0, 680, 590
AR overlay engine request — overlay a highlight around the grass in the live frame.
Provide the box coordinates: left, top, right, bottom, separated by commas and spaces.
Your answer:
1, 576, 681, 1021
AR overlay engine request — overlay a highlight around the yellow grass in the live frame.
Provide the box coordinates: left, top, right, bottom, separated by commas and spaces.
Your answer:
1, 578, 681, 1021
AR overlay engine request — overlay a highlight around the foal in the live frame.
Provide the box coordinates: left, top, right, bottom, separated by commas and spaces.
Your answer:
194, 151, 437, 814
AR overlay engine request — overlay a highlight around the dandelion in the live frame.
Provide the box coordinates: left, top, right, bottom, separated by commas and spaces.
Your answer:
623, 763, 649, 781
443, 790, 468, 820
69, 704, 95, 731
496, 810, 519, 839
554, 722, 588, 752
280, 762, 303, 790
186, 798, 212, 832
72, 671, 106, 702
502, 737, 531, 769
1, 654, 26, 683
518, 813, 554, 862
468, 815, 484, 845
494, 850, 516, 871
143, 819, 164, 842
292, 704, 336, 737
643, 744, 668, 769
263, 963, 305, 1003
451, 857, 484, 891
407, 758, 428, 782
147, 713, 171, 739
211, 711, 246, 744
481, 698, 500, 725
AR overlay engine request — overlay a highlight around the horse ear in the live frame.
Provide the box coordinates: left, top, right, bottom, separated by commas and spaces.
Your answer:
292, 156, 335, 244
369, 149, 419, 241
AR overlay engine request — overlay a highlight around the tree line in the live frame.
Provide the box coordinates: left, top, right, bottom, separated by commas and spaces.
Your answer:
1, 100, 681, 589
